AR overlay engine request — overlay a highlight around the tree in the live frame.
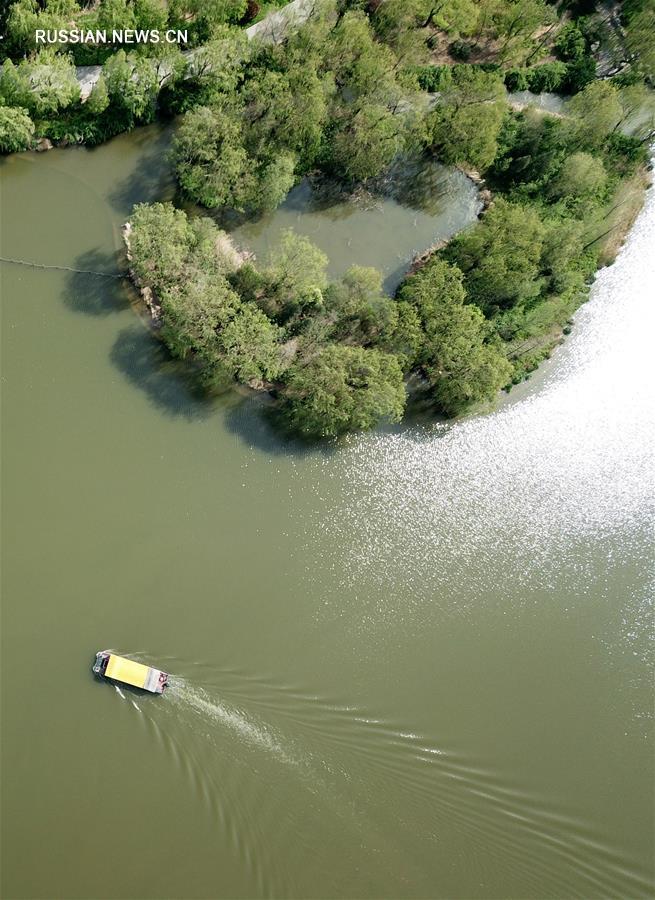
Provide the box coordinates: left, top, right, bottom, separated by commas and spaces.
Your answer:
539, 218, 585, 293
4, 52, 80, 117
325, 10, 401, 107
282, 345, 406, 437
624, 4, 655, 81
86, 76, 110, 115
104, 51, 158, 121
133, 0, 168, 39
490, 109, 570, 192
160, 275, 240, 361
369, 0, 431, 68
4, 0, 79, 55
128, 202, 195, 293
614, 83, 653, 138
326, 266, 399, 347
173, 104, 252, 209
0, 105, 34, 152
162, 279, 284, 387
254, 152, 297, 213
263, 230, 329, 318
241, 63, 330, 169
168, 0, 247, 43
398, 258, 512, 413
569, 81, 622, 147
554, 22, 587, 61
96, 0, 136, 33
215, 304, 284, 385
443, 199, 546, 311
548, 151, 607, 202
492, 0, 553, 64
184, 27, 250, 99
423, 66, 507, 171
329, 103, 404, 181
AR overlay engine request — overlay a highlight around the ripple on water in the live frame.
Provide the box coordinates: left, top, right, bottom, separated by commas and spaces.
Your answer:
112, 657, 653, 898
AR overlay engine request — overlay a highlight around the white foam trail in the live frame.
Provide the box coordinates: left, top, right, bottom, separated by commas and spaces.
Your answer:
114, 685, 126, 700
131, 700, 141, 711
170, 680, 296, 766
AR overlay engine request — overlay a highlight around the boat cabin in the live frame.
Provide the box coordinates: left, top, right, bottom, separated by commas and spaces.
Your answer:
93, 651, 169, 694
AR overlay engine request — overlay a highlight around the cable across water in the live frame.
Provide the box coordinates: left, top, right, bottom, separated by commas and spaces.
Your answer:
0, 256, 128, 279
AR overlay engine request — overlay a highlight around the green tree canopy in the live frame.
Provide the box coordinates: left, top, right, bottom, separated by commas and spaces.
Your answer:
104, 51, 158, 121
443, 199, 546, 311
329, 103, 405, 182
326, 266, 399, 348
424, 66, 508, 171
241, 63, 331, 169
398, 258, 512, 413
173, 104, 252, 209
0, 52, 80, 117
282, 345, 406, 438
548, 151, 607, 202
129, 202, 196, 292
0, 104, 35, 152
262, 230, 329, 318
569, 81, 622, 148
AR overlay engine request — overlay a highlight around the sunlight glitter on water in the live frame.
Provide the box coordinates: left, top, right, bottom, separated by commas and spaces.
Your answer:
317, 173, 655, 609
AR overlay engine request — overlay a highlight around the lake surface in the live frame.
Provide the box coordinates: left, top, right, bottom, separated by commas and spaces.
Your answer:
227, 158, 480, 292
1, 126, 653, 899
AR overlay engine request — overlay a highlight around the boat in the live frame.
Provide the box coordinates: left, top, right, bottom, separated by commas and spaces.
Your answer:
92, 651, 169, 694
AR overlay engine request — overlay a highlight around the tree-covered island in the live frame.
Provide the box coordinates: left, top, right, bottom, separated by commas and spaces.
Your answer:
3, 0, 654, 437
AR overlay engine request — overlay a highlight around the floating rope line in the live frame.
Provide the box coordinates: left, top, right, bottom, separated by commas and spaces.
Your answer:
0, 256, 128, 279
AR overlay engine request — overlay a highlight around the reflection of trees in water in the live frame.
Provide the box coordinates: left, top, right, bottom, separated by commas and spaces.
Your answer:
300, 156, 461, 217
372, 155, 460, 215
194, 154, 472, 237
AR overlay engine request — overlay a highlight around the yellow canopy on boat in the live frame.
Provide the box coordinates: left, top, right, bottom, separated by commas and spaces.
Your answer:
105, 655, 149, 689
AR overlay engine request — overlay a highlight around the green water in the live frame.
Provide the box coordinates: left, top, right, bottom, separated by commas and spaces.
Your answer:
1, 127, 653, 899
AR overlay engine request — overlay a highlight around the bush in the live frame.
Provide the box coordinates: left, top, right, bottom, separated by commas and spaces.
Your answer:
526, 62, 568, 93
415, 65, 452, 93
555, 23, 587, 62
449, 40, 473, 62
240, 0, 260, 24
0, 104, 34, 152
563, 56, 596, 93
504, 68, 529, 92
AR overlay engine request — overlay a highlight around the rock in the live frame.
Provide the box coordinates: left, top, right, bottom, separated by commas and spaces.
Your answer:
479, 189, 493, 210
35, 138, 53, 152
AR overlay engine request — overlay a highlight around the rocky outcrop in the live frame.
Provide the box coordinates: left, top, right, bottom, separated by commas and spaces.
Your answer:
121, 222, 163, 324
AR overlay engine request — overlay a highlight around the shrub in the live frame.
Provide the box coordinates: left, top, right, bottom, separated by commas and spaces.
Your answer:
449, 40, 473, 62
415, 65, 452, 93
0, 104, 34, 152
240, 0, 260, 24
526, 62, 568, 93
555, 23, 587, 62
504, 68, 529, 92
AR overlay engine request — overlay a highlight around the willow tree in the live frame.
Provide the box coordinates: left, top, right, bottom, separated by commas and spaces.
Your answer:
282, 345, 406, 438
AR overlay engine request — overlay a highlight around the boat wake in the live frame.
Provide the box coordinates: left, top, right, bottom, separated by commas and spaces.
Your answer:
110, 662, 652, 899
166, 678, 296, 767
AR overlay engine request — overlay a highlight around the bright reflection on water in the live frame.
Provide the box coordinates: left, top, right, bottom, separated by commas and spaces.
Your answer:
1, 130, 653, 900
315, 173, 655, 623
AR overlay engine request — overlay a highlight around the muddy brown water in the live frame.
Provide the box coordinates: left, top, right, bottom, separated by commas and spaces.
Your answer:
1, 126, 653, 899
